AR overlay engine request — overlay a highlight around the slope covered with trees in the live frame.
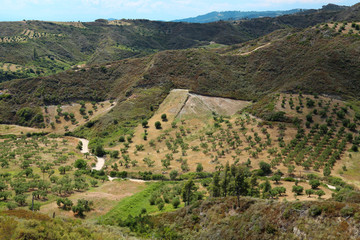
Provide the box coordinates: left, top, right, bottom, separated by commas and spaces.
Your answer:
0, 3, 358, 83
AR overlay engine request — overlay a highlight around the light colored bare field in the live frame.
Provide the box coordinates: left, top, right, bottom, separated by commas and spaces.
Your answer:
51, 22, 86, 28
40, 180, 145, 219
0, 124, 42, 135
178, 92, 251, 119
108, 20, 132, 26
326, 22, 360, 34
268, 180, 333, 201
0, 63, 24, 72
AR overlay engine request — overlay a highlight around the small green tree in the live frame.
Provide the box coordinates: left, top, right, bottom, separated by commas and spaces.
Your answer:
309, 179, 320, 189
170, 170, 178, 180
259, 161, 271, 175
182, 178, 197, 206
72, 199, 93, 217
90, 179, 98, 187
172, 197, 180, 208
161, 114, 167, 122
161, 158, 171, 169
14, 194, 27, 206
196, 163, 203, 173
76, 141, 83, 151
316, 190, 325, 199
74, 159, 87, 170
142, 120, 148, 128
6, 201, 17, 210
292, 185, 304, 195
305, 189, 315, 197
29, 202, 41, 211
155, 121, 162, 129
94, 144, 105, 157
271, 174, 281, 184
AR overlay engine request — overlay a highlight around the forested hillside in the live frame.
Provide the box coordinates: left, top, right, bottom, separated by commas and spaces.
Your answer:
0, 3, 358, 83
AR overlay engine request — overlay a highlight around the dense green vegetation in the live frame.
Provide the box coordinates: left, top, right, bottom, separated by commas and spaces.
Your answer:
0, 209, 130, 239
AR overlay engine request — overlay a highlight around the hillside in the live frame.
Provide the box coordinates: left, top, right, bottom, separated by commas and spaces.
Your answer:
145, 196, 360, 239
0, 22, 360, 131
173, 9, 303, 23
0, 3, 359, 83
2, 5, 360, 239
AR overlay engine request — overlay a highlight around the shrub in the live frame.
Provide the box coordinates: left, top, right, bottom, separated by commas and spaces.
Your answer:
161, 114, 167, 122
157, 201, 165, 210
94, 144, 106, 157
172, 197, 180, 208
259, 161, 271, 175
305, 189, 315, 197
74, 159, 87, 170
351, 145, 358, 152
341, 206, 354, 217
309, 179, 320, 189
6, 201, 18, 210
316, 190, 325, 199
155, 121, 162, 129
196, 163, 203, 173
170, 170, 178, 180
292, 185, 303, 195
265, 111, 287, 122
142, 120, 148, 128
309, 205, 322, 217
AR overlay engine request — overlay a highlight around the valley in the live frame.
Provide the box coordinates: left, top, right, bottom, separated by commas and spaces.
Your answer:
1, 2, 360, 239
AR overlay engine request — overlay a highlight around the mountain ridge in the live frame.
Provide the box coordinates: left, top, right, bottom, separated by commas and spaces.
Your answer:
173, 9, 304, 23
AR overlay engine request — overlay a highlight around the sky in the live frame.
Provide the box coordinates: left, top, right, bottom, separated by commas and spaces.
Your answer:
0, 0, 359, 22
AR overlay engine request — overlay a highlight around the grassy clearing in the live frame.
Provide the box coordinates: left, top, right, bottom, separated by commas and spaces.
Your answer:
99, 182, 184, 225
40, 180, 146, 220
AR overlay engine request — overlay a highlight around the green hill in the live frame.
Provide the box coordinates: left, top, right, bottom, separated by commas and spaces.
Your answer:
0, 3, 359, 83
0, 22, 360, 130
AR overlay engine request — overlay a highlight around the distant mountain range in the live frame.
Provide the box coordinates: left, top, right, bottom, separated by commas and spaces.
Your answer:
172, 9, 305, 23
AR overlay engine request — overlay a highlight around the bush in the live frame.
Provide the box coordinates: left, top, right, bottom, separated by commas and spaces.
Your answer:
283, 177, 296, 182
155, 121, 162, 129
196, 163, 203, 173
161, 114, 167, 122
6, 201, 18, 210
170, 170, 178, 180
157, 201, 165, 210
309, 179, 320, 189
29, 202, 41, 211
94, 144, 106, 157
74, 159, 87, 170
292, 185, 303, 195
351, 145, 358, 152
264, 111, 287, 122
341, 206, 354, 217
259, 161, 271, 175
309, 205, 322, 217
172, 197, 180, 208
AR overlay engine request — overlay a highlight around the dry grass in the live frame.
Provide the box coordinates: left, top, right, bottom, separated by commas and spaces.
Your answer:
0, 124, 40, 135
42, 100, 115, 134
326, 22, 360, 34
40, 180, 145, 220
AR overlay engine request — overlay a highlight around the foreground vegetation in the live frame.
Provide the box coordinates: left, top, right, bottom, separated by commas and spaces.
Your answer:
0, 3, 360, 239
0, 209, 132, 240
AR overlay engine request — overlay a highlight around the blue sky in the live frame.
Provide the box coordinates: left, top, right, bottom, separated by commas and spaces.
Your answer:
0, 0, 359, 22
